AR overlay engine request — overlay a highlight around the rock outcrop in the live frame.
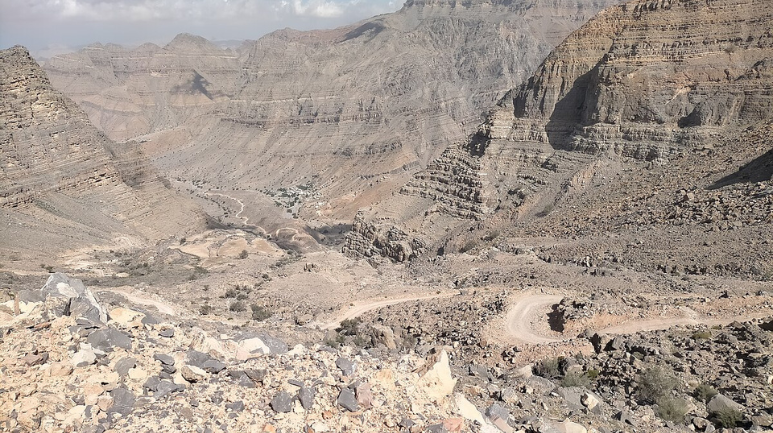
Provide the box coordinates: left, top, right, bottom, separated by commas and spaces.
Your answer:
0, 46, 205, 258
490, 0, 773, 161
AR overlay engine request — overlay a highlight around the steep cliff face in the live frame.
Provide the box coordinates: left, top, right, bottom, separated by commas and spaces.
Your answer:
347, 0, 773, 264
0, 46, 205, 256
43, 0, 619, 232
489, 0, 773, 160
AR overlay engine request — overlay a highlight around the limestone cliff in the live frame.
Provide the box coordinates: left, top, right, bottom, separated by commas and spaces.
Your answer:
489, 0, 773, 160
43, 0, 620, 231
347, 0, 773, 263
0, 46, 205, 256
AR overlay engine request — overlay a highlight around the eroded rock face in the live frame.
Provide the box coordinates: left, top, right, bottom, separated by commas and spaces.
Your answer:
43, 0, 619, 227
343, 211, 427, 262
348, 0, 773, 264
0, 46, 205, 256
493, 0, 773, 160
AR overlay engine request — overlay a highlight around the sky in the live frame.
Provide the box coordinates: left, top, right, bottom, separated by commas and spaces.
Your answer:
0, 0, 404, 57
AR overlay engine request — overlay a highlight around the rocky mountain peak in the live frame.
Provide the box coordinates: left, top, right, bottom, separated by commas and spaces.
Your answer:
165, 32, 220, 51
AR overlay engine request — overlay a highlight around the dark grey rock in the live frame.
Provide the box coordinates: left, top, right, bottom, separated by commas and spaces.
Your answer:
270, 391, 294, 413
109, 387, 135, 415
337, 388, 358, 412
288, 378, 304, 387
161, 364, 177, 374
203, 359, 226, 374
159, 328, 174, 338
114, 357, 136, 377
153, 353, 175, 366
299, 387, 315, 410
87, 329, 132, 351
425, 424, 448, 433
225, 401, 244, 412
187, 350, 225, 373
237, 375, 255, 388
40, 273, 108, 323
155, 380, 184, 399
336, 357, 356, 376
244, 369, 267, 384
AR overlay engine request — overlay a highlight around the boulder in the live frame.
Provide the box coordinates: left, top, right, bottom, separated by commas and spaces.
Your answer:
707, 394, 745, 414
41, 273, 107, 323
417, 350, 457, 402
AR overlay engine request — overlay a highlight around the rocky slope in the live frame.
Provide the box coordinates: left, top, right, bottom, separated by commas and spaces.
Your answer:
0, 46, 205, 261
2, 272, 772, 433
347, 0, 773, 275
43, 0, 620, 235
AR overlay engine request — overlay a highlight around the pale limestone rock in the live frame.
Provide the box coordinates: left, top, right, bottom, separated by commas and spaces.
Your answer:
454, 394, 499, 433
581, 392, 599, 410
181, 364, 208, 383
109, 307, 145, 328
128, 367, 148, 381
49, 362, 73, 377
417, 350, 457, 402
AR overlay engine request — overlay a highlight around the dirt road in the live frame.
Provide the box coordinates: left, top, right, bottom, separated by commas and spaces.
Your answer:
506, 293, 773, 344
505, 294, 565, 344
205, 191, 249, 225
318, 291, 458, 330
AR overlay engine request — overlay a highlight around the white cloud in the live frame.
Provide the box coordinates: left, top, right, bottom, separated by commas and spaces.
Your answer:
1, 0, 399, 22
0, 0, 404, 52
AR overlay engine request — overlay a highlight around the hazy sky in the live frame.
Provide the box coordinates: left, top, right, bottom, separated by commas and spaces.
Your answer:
0, 0, 404, 57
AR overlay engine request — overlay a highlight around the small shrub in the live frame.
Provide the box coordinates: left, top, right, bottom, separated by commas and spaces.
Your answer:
251, 304, 272, 321
223, 287, 238, 298
638, 365, 679, 404
229, 301, 247, 312
199, 304, 213, 315
655, 396, 689, 423
353, 334, 371, 348
561, 372, 591, 387
238, 250, 248, 259
534, 357, 564, 380
337, 318, 361, 336
711, 408, 743, 428
692, 330, 712, 340
323, 334, 345, 348
693, 383, 718, 403
179, 237, 186, 245
586, 369, 600, 380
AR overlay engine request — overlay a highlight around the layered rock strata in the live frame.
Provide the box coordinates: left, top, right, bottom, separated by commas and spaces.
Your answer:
0, 46, 205, 256
347, 0, 773, 263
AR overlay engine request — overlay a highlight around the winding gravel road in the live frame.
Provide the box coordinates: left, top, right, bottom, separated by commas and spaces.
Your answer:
319, 291, 458, 330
